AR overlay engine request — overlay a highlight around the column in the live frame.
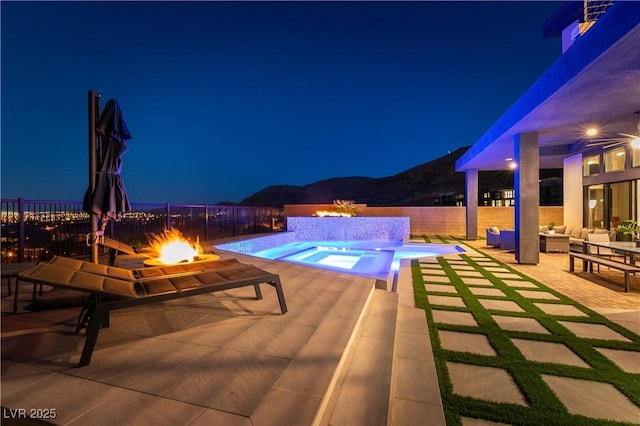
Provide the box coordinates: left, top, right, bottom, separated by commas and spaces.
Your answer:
515, 132, 539, 264
465, 169, 478, 240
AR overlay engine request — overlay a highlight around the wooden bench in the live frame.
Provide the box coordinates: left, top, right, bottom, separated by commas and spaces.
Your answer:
569, 252, 639, 293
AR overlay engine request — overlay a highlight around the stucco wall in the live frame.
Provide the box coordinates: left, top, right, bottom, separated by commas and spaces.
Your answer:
283, 204, 564, 237
564, 154, 584, 231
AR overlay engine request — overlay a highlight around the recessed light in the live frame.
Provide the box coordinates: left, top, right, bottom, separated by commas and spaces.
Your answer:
586, 128, 598, 137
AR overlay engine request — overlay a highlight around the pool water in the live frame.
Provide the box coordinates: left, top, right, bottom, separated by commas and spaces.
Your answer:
222, 239, 464, 282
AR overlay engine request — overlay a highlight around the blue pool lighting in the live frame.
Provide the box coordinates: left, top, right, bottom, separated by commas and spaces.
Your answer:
217, 238, 465, 284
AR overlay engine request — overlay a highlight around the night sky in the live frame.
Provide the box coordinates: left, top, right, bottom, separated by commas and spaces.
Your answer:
1, 1, 563, 204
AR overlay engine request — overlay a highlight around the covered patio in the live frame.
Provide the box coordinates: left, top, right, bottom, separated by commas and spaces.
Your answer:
456, 1, 640, 264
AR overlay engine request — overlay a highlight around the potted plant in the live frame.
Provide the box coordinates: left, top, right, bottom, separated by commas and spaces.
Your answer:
333, 199, 357, 217
618, 220, 640, 246
547, 222, 555, 235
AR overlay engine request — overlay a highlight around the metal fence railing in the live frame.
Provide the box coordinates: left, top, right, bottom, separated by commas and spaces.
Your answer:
1, 198, 285, 264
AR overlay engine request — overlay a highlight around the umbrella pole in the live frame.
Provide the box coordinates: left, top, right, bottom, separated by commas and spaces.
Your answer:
88, 90, 101, 263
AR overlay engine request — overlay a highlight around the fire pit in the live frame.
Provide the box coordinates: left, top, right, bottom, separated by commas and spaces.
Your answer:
142, 253, 219, 267
141, 229, 219, 267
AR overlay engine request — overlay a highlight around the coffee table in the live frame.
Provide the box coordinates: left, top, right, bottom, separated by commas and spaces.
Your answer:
540, 233, 569, 253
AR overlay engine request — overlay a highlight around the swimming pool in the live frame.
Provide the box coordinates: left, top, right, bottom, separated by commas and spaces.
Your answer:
216, 238, 465, 284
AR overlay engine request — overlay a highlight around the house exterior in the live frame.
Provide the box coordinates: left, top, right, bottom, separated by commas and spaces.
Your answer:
455, 0, 640, 264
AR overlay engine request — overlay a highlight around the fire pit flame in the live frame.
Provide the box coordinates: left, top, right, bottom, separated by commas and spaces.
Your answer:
147, 229, 203, 265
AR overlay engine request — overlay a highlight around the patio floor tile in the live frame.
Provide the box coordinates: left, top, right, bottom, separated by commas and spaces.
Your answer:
423, 275, 452, 283
66, 387, 205, 426
533, 303, 588, 317
501, 280, 539, 288
432, 310, 478, 327
468, 287, 506, 297
491, 315, 550, 334
478, 299, 525, 313
421, 268, 447, 275
492, 273, 522, 280
439, 331, 496, 356
515, 290, 559, 300
447, 362, 527, 406
542, 375, 640, 423
456, 271, 483, 277
451, 265, 475, 271
510, 338, 590, 368
462, 277, 494, 287
425, 283, 458, 293
595, 348, 640, 374
161, 349, 291, 415
558, 321, 632, 342
427, 295, 466, 308
482, 267, 510, 273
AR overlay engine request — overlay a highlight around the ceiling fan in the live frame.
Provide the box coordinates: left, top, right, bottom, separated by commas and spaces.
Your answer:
585, 111, 640, 149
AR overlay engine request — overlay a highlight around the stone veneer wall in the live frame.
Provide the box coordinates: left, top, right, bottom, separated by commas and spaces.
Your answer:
283, 205, 564, 236
215, 232, 297, 254
287, 217, 410, 240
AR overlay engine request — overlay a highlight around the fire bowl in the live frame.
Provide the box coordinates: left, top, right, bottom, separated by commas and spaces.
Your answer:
142, 253, 220, 267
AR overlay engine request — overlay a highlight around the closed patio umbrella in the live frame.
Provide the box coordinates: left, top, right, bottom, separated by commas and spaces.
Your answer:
83, 98, 132, 248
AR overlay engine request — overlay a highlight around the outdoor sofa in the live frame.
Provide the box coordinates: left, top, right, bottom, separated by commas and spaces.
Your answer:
18, 255, 287, 366
539, 226, 617, 252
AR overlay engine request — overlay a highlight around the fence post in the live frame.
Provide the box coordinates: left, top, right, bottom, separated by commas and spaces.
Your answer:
204, 204, 209, 240
18, 198, 25, 262
253, 207, 257, 234
232, 205, 236, 237
166, 203, 171, 230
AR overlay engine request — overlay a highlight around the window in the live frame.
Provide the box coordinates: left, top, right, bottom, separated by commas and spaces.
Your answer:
609, 181, 631, 229
583, 155, 599, 176
587, 185, 604, 228
604, 147, 625, 172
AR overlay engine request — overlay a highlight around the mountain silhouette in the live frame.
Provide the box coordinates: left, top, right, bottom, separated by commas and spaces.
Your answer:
239, 147, 561, 207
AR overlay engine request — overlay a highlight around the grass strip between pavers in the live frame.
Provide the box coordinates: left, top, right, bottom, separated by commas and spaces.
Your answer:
411, 243, 640, 426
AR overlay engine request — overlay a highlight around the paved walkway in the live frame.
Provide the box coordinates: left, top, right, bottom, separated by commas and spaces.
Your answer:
1, 240, 639, 425
403, 240, 639, 425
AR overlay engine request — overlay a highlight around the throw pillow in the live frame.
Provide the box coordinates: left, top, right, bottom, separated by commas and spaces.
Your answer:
555, 225, 566, 234
571, 228, 582, 238
580, 228, 593, 239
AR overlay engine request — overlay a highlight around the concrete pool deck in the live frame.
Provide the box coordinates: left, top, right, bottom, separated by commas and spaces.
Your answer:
1, 239, 639, 425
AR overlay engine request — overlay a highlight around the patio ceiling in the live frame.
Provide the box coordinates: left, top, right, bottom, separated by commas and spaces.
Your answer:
456, 1, 640, 172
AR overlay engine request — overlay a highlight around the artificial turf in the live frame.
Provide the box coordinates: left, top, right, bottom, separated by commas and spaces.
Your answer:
410, 242, 640, 426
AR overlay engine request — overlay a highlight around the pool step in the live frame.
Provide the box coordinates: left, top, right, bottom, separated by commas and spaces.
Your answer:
316, 287, 399, 425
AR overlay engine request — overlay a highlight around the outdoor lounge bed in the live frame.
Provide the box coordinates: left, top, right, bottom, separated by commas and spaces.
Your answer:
18, 256, 287, 366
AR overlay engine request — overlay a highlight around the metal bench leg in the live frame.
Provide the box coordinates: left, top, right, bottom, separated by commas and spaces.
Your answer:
272, 277, 288, 314
624, 272, 630, 293
79, 304, 108, 367
253, 284, 263, 300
